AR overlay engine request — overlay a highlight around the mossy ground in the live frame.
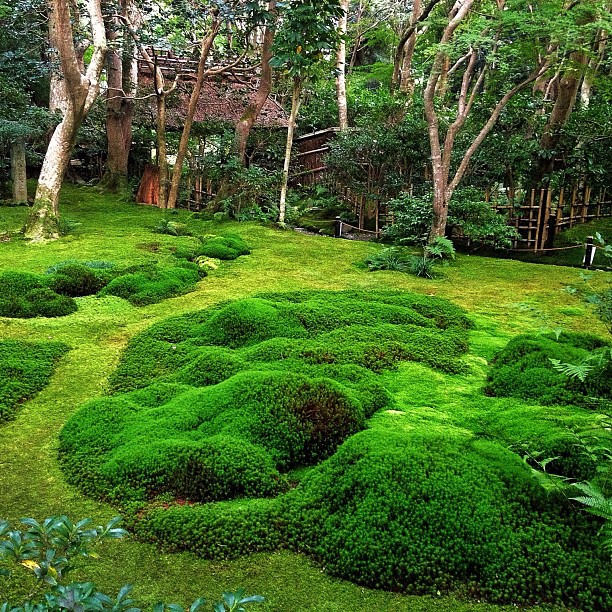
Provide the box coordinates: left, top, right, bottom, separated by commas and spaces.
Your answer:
1, 185, 611, 610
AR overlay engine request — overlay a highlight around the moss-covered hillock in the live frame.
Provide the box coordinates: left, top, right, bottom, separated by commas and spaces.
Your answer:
485, 332, 612, 408
60, 290, 471, 506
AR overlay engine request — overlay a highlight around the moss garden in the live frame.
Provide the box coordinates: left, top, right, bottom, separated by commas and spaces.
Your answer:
2, 186, 612, 611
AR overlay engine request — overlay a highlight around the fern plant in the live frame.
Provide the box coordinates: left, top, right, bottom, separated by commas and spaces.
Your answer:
572, 481, 612, 554
549, 358, 594, 382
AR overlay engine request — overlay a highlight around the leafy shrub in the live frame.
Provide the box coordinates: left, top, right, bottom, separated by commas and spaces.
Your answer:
0, 271, 77, 318
196, 234, 251, 261
99, 264, 202, 306
0, 340, 69, 423
384, 188, 516, 248
48, 263, 110, 297
485, 332, 612, 408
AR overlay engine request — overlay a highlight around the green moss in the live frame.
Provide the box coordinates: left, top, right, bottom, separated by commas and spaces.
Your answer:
0, 340, 69, 423
485, 332, 612, 408
196, 234, 251, 260
99, 264, 203, 306
0, 271, 78, 318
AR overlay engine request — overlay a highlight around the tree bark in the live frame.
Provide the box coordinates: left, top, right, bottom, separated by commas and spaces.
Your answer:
235, 1, 277, 163
101, 0, 137, 191
10, 139, 28, 204
25, 0, 107, 241
278, 79, 302, 224
336, 0, 349, 129
398, 0, 421, 95
166, 17, 221, 209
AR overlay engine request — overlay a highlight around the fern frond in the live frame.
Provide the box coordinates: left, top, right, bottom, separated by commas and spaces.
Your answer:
549, 358, 593, 382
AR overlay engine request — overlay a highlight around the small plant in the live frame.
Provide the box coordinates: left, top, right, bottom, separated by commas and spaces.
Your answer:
425, 236, 455, 260
57, 218, 81, 236
408, 254, 436, 278
0, 516, 263, 611
152, 219, 192, 237
364, 247, 410, 272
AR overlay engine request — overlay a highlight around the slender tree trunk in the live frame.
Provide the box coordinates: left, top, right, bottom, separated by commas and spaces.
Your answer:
157, 94, 169, 209
166, 20, 221, 209
25, 0, 107, 241
278, 79, 302, 224
399, 0, 421, 95
336, 0, 349, 129
235, 1, 276, 163
10, 140, 28, 204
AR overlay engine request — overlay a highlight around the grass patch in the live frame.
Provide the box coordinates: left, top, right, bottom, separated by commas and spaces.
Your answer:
0, 340, 69, 424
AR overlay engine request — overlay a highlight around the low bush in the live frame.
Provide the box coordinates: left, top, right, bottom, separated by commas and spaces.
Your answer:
0, 271, 78, 318
0, 340, 69, 423
485, 332, 612, 408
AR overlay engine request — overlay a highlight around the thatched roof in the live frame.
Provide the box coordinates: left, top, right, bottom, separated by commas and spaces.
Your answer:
138, 69, 289, 129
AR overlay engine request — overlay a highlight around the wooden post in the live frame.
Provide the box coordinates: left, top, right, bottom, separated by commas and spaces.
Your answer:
335, 216, 343, 238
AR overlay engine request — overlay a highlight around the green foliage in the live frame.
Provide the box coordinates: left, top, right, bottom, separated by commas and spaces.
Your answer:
195, 235, 251, 261
0, 340, 68, 424
99, 264, 203, 306
60, 291, 471, 506
447, 188, 517, 248
0, 515, 263, 612
270, 0, 342, 81
572, 481, 612, 555
486, 332, 612, 409
408, 254, 436, 279
0, 271, 77, 318
385, 189, 516, 248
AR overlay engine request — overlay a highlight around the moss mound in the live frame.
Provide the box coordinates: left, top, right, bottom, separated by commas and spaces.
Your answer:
98, 262, 204, 306
47, 263, 111, 297
0, 271, 77, 318
134, 428, 612, 610
60, 290, 471, 505
485, 332, 612, 408
0, 340, 69, 423
196, 234, 250, 260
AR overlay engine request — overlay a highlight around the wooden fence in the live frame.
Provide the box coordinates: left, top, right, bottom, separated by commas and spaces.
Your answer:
490, 185, 612, 251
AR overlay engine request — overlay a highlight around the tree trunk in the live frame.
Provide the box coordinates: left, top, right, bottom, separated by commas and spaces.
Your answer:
101, 1, 136, 192
278, 80, 302, 224
399, 0, 421, 95
25, 111, 82, 240
235, 1, 276, 163
534, 51, 588, 184
336, 0, 349, 129
136, 164, 160, 205
10, 139, 28, 204
25, 0, 107, 241
167, 20, 221, 209
157, 93, 169, 209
